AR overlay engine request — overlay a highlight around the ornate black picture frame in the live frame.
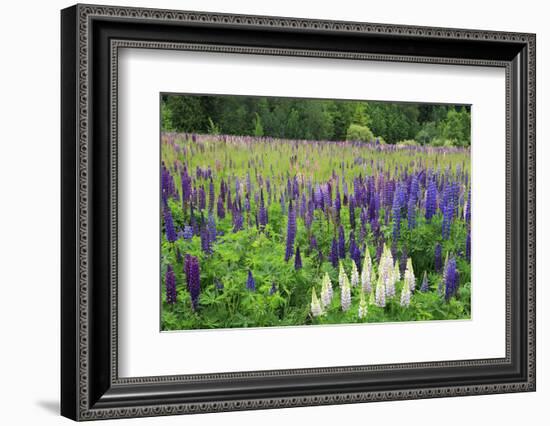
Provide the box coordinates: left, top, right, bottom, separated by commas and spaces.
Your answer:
61, 4, 536, 421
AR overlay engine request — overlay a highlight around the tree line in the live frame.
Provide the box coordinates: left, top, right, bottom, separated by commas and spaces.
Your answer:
161, 94, 471, 146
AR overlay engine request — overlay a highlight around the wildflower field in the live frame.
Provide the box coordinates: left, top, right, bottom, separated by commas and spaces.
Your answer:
161, 132, 471, 330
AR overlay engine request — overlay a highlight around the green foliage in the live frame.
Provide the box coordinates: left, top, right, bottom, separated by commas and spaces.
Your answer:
396, 139, 419, 146
438, 107, 471, 146
207, 117, 220, 135
161, 95, 471, 147
160, 132, 471, 330
345, 123, 375, 142
415, 108, 471, 146
253, 113, 264, 137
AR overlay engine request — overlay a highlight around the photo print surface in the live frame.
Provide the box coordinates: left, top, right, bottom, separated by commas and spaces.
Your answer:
160, 94, 471, 331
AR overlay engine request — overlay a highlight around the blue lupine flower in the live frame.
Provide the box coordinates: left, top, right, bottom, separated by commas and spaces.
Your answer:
246, 270, 256, 291
165, 264, 177, 304
269, 282, 277, 295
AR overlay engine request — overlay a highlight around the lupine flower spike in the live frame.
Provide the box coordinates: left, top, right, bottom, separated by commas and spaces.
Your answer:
358, 290, 368, 319
420, 271, 429, 292
351, 261, 359, 287
361, 246, 373, 294
311, 288, 323, 317
340, 270, 351, 312
320, 272, 333, 308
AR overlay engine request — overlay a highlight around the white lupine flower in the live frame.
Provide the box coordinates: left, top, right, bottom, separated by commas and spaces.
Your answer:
385, 260, 398, 298
375, 272, 386, 307
358, 290, 368, 319
338, 262, 346, 288
310, 288, 323, 317
406, 258, 416, 291
320, 272, 333, 308
340, 272, 351, 312
400, 281, 411, 307
351, 262, 359, 287
377, 244, 394, 304
361, 247, 373, 293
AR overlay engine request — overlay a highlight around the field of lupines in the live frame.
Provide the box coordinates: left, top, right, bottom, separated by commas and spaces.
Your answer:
161, 133, 471, 330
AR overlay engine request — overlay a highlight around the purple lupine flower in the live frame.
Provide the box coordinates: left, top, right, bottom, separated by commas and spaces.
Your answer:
420, 271, 429, 292
334, 189, 341, 215
180, 167, 192, 204
465, 229, 471, 261
207, 213, 216, 244
163, 205, 177, 243
246, 270, 256, 291
442, 196, 454, 240
349, 195, 356, 229
425, 179, 437, 222
165, 264, 177, 304
435, 243, 443, 272
232, 206, 243, 232
198, 186, 206, 210
330, 238, 339, 268
399, 246, 408, 279
465, 187, 471, 224
310, 235, 318, 252
183, 225, 193, 240
215, 279, 224, 291
284, 201, 297, 262
409, 174, 419, 205
258, 190, 268, 229
376, 238, 384, 263
392, 185, 402, 242
208, 179, 215, 212
444, 256, 459, 301
184, 254, 192, 291
294, 246, 303, 270
200, 225, 211, 254
269, 282, 277, 295
351, 242, 362, 270
338, 225, 346, 259
407, 197, 416, 229
217, 196, 225, 219
187, 256, 201, 310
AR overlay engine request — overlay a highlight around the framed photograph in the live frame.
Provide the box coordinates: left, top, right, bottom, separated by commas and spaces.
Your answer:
61, 4, 536, 421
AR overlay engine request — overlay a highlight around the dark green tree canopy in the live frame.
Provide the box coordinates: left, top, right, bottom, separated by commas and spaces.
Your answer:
161, 94, 471, 146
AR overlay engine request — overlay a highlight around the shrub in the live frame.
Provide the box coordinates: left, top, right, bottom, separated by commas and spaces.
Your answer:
396, 139, 419, 147
346, 124, 374, 142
